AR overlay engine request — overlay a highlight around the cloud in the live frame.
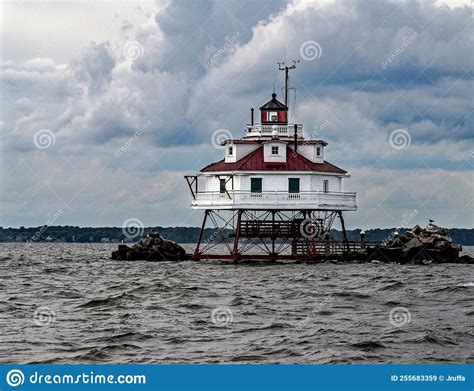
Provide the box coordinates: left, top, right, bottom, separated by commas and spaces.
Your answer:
0, 0, 472, 228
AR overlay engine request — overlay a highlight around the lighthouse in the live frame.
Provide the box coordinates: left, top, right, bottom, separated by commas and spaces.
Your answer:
185, 63, 357, 261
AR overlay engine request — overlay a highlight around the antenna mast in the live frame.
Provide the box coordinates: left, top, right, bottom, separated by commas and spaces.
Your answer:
278, 59, 300, 110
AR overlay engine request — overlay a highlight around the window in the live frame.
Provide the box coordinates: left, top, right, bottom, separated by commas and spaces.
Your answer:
288, 178, 300, 194
268, 111, 278, 122
323, 180, 329, 193
228, 146, 233, 155
316, 147, 321, 156
271, 146, 279, 155
250, 178, 262, 193
219, 179, 226, 194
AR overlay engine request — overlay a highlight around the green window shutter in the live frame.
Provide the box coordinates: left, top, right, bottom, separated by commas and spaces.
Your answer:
251, 178, 262, 193
288, 178, 300, 193
219, 179, 226, 194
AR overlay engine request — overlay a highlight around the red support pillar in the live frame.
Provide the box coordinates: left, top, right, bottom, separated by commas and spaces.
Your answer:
309, 211, 317, 256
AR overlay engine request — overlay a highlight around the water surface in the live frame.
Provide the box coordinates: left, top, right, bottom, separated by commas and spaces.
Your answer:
1, 243, 473, 363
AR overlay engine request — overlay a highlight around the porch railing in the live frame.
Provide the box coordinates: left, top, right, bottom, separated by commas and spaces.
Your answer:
191, 190, 357, 210
244, 123, 303, 138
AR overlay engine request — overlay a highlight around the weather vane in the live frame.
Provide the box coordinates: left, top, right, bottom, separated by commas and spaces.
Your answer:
278, 59, 300, 109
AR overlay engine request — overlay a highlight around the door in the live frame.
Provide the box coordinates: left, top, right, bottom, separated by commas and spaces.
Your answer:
219, 179, 226, 194
323, 179, 329, 193
250, 178, 262, 193
288, 178, 300, 193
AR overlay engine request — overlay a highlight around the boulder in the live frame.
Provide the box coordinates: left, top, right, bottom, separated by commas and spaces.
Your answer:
419, 236, 435, 245
363, 222, 465, 264
457, 255, 474, 264
433, 234, 452, 244
434, 240, 450, 250
386, 238, 403, 248
404, 237, 423, 250
111, 231, 188, 261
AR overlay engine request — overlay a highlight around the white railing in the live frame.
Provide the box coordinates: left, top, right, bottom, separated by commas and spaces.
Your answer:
191, 190, 357, 210
245, 124, 303, 138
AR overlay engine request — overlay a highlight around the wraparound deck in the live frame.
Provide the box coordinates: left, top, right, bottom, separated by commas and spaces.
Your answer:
190, 190, 357, 211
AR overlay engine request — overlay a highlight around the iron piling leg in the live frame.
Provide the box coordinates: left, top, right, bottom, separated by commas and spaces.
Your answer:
271, 211, 275, 255
194, 210, 209, 258
338, 211, 349, 253
232, 210, 242, 260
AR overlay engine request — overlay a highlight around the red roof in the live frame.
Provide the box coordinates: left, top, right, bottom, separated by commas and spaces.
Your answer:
201, 146, 347, 174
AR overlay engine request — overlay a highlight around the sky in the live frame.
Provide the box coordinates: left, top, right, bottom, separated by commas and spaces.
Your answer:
0, 0, 473, 230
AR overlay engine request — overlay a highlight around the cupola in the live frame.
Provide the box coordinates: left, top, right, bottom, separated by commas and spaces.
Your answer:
259, 93, 288, 124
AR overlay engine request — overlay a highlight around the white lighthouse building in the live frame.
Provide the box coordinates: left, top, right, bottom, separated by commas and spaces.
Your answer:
185, 64, 356, 261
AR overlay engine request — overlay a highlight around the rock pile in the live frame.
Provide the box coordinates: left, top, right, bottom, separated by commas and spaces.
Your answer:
111, 232, 188, 261
366, 222, 467, 263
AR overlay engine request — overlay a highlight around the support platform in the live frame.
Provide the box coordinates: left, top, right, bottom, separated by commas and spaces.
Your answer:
193, 209, 356, 261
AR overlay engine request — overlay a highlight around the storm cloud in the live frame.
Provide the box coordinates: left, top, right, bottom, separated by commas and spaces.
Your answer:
0, 0, 472, 229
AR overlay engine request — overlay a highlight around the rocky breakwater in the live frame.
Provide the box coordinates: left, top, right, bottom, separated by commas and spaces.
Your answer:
111, 232, 188, 261
365, 223, 472, 264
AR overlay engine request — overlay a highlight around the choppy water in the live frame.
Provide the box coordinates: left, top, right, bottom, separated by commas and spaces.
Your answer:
0, 243, 473, 364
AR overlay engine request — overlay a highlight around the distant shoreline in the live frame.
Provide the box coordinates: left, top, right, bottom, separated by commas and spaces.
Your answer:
1, 226, 473, 245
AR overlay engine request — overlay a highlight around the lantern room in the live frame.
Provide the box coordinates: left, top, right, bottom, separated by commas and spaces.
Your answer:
259, 92, 288, 124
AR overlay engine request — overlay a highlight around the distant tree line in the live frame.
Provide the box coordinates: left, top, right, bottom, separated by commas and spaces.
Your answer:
0, 226, 473, 245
